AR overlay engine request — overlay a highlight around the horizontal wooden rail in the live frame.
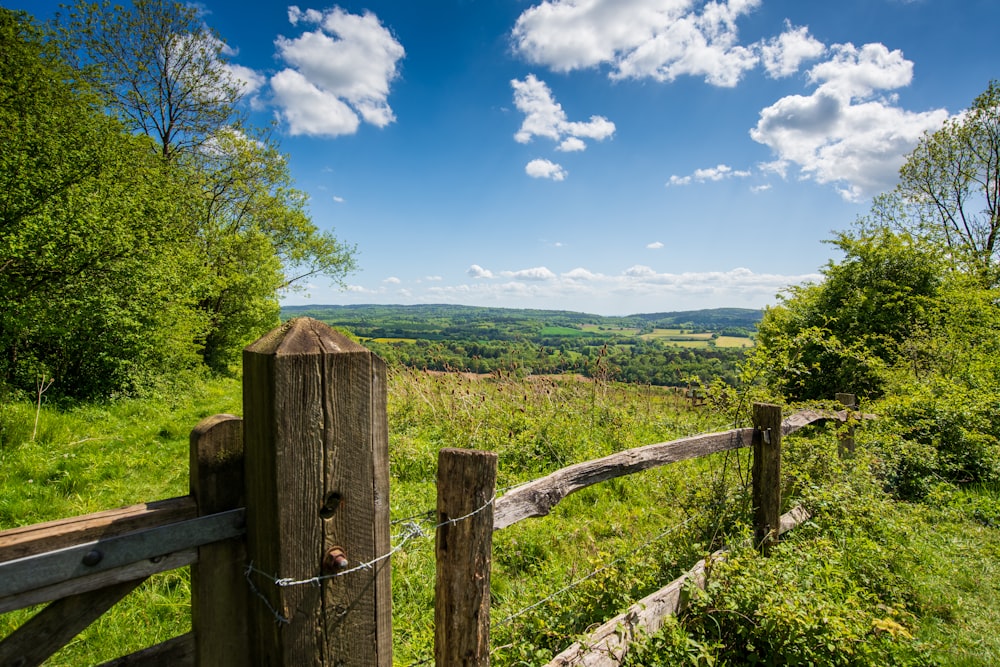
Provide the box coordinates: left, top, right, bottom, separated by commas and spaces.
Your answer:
0, 548, 195, 615
0, 508, 244, 598
0, 495, 197, 563
0, 506, 245, 617
493, 408, 858, 531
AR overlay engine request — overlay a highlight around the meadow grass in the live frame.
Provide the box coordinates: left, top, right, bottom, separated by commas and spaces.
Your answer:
0, 371, 997, 665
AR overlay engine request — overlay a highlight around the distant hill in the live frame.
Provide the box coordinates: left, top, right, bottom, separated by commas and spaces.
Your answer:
629, 308, 763, 329
280, 303, 760, 386
280, 303, 762, 338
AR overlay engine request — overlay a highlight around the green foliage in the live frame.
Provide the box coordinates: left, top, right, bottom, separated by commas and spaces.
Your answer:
0, 8, 207, 398
747, 228, 944, 401
286, 304, 752, 387
897, 80, 1000, 282
0, 4, 356, 396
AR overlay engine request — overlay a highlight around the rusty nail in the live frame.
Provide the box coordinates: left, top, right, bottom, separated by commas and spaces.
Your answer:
323, 547, 349, 573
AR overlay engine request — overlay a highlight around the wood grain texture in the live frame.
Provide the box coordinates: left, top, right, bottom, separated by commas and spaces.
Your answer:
0, 578, 145, 667
189, 414, 248, 667
243, 317, 391, 666
0, 548, 194, 614
0, 496, 196, 564
492, 406, 869, 532
435, 448, 497, 667
493, 429, 754, 531
752, 403, 783, 552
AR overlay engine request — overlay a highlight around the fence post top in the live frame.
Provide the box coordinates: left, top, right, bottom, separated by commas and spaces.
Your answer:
439, 447, 499, 462
244, 317, 368, 357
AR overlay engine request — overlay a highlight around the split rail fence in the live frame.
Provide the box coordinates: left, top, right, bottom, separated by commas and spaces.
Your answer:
0, 318, 865, 666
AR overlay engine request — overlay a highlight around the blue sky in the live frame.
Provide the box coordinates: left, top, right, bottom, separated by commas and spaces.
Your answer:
14, 0, 1000, 315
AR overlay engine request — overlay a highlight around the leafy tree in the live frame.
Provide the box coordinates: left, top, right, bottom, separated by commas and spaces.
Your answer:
58, 0, 356, 370
892, 81, 1000, 282
0, 8, 206, 397
747, 229, 945, 401
58, 0, 245, 160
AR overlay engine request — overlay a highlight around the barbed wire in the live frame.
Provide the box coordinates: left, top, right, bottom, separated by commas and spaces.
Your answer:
244, 493, 497, 623
493, 512, 700, 627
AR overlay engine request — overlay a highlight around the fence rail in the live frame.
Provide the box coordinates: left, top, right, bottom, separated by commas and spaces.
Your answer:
0, 318, 868, 666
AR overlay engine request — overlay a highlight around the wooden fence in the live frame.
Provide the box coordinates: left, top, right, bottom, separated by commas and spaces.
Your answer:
0, 318, 863, 666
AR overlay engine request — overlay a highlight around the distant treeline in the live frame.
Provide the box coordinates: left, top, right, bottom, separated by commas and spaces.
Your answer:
281, 304, 760, 386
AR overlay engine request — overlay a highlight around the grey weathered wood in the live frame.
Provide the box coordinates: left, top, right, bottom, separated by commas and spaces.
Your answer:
492, 407, 857, 532
435, 448, 498, 667
752, 403, 783, 552
836, 393, 857, 457
189, 414, 248, 667
0, 496, 197, 564
544, 506, 811, 667
0, 578, 145, 667
243, 317, 391, 666
0, 509, 244, 598
0, 548, 194, 614
98, 632, 195, 666
493, 428, 754, 530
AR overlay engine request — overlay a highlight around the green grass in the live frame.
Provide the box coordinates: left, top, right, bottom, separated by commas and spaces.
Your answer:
2, 372, 1000, 665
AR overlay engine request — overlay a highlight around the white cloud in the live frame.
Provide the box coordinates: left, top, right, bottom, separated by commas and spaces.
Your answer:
667, 163, 750, 186
557, 137, 587, 152
468, 264, 495, 279
271, 7, 404, 136
333, 195, 345, 203
512, 75, 615, 150
760, 23, 825, 78
526, 158, 568, 181
411, 263, 822, 313
647, 241, 665, 249
750, 183, 772, 193
500, 267, 558, 281
751, 42, 950, 201
512, 0, 764, 87
383, 276, 401, 284
224, 62, 267, 97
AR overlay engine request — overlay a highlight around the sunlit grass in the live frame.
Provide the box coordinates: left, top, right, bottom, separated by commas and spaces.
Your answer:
2, 371, 999, 665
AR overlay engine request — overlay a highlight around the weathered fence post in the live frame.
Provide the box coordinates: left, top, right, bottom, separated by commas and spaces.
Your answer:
243, 318, 391, 666
751, 402, 783, 553
435, 448, 498, 667
836, 392, 857, 458
190, 413, 248, 666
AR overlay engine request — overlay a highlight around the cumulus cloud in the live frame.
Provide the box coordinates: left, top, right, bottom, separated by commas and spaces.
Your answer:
760, 23, 826, 78
750, 42, 950, 200
224, 62, 267, 97
647, 241, 665, 249
383, 276, 401, 284
667, 163, 751, 186
501, 267, 558, 281
468, 264, 495, 279
526, 158, 568, 181
512, 75, 616, 149
271, 7, 404, 137
512, 0, 764, 87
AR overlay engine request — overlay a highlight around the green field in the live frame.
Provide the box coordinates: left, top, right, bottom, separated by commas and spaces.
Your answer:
2, 372, 998, 665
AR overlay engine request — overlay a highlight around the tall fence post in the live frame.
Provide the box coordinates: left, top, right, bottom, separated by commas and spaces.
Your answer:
836, 392, 857, 458
435, 448, 498, 667
243, 317, 391, 666
751, 402, 783, 554
190, 413, 248, 667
